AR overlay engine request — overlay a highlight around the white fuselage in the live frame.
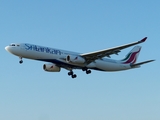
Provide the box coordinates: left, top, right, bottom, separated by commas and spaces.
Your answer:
5, 43, 132, 71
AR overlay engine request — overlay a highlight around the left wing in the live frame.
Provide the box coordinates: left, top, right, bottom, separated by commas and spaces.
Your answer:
80, 37, 147, 63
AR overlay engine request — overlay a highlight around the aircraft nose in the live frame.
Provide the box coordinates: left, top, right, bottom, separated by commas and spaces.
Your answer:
5, 46, 13, 53
5, 46, 10, 52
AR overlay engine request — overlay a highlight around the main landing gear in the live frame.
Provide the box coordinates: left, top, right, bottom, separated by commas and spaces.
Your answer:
68, 68, 92, 79
19, 57, 23, 64
68, 71, 77, 78
82, 68, 91, 74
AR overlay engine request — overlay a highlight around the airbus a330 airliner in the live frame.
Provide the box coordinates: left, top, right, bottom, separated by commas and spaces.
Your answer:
5, 37, 154, 78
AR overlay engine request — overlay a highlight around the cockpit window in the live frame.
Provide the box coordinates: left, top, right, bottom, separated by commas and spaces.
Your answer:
10, 44, 16, 46
10, 44, 20, 47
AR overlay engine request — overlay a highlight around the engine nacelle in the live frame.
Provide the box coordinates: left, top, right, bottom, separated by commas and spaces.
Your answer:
43, 63, 61, 72
66, 55, 85, 64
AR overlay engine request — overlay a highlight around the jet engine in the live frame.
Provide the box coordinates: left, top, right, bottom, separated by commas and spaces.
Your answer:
43, 63, 61, 72
66, 55, 85, 64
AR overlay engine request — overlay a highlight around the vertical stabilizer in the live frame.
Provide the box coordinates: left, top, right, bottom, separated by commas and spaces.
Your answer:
120, 46, 141, 64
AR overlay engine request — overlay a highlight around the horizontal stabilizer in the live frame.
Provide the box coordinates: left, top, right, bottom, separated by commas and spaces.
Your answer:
131, 60, 155, 68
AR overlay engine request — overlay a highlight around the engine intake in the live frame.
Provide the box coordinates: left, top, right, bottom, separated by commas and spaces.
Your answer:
66, 55, 85, 64
43, 63, 61, 72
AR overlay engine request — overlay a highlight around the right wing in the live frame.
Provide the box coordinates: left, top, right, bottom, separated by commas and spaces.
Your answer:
80, 37, 147, 63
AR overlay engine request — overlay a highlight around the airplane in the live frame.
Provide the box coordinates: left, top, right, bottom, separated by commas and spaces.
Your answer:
5, 37, 154, 78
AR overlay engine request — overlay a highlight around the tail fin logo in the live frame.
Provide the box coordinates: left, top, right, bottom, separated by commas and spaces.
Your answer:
121, 47, 141, 64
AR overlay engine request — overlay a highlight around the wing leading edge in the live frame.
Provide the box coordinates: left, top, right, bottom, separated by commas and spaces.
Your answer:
80, 37, 147, 63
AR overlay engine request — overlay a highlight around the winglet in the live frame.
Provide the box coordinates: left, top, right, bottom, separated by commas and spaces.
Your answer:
139, 37, 147, 43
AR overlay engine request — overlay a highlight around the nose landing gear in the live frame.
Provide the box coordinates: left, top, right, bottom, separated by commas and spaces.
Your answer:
19, 60, 23, 64
19, 57, 23, 64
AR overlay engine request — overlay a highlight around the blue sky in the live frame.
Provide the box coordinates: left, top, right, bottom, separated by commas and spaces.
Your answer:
0, 0, 159, 120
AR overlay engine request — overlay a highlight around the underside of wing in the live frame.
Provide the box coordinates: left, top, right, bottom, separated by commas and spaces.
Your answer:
80, 37, 147, 63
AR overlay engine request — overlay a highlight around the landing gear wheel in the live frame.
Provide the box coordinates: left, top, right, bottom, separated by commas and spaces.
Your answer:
68, 70, 77, 78
86, 70, 91, 74
82, 67, 87, 71
82, 68, 92, 75
19, 57, 23, 64
72, 74, 77, 78
68, 71, 73, 76
19, 60, 23, 64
